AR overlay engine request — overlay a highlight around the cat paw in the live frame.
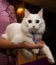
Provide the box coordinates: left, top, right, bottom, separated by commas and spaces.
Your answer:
48, 58, 55, 64
32, 49, 39, 54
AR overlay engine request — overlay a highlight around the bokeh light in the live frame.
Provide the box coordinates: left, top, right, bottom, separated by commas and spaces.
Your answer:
17, 7, 24, 15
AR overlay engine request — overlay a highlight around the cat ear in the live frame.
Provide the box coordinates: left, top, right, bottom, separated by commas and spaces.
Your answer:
38, 8, 43, 18
25, 9, 30, 17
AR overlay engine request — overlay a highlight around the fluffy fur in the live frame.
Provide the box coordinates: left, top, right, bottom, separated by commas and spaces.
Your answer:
2, 9, 55, 64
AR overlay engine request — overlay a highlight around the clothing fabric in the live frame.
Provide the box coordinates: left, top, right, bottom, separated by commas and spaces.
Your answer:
0, 0, 17, 65
0, 0, 17, 36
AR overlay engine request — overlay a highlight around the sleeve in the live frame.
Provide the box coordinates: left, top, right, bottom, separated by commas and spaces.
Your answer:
6, 5, 17, 23
0, 2, 6, 13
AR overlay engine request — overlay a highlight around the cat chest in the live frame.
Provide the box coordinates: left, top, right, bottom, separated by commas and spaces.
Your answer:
32, 34, 42, 43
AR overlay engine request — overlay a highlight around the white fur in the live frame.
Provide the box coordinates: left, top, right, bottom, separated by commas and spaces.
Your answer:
1, 9, 55, 63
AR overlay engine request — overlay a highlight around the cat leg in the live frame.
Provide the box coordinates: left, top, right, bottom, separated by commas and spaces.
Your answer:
20, 37, 35, 59
41, 44, 55, 64
21, 49, 33, 59
32, 49, 40, 54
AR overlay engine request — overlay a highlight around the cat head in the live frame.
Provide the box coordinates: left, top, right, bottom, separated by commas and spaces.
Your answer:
21, 8, 46, 34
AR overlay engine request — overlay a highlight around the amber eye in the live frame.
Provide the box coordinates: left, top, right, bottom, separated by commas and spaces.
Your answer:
28, 20, 32, 23
36, 20, 39, 23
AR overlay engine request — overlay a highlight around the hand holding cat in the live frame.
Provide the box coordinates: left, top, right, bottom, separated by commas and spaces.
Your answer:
35, 40, 44, 48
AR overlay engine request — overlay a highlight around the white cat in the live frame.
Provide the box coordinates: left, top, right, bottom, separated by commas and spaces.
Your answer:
1, 9, 55, 64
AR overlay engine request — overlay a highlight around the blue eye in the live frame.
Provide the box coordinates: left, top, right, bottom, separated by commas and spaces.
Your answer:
28, 20, 32, 23
36, 20, 39, 23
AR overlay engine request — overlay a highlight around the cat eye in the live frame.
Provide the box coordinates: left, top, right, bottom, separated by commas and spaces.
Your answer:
28, 20, 32, 23
36, 20, 39, 23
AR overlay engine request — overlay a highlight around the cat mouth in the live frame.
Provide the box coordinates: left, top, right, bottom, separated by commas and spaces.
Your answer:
29, 28, 38, 34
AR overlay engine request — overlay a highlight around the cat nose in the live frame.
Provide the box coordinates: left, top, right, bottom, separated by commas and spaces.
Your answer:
32, 26, 35, 28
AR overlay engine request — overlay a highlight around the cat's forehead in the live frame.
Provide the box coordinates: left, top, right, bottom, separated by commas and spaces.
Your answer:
26, 14, 40, 20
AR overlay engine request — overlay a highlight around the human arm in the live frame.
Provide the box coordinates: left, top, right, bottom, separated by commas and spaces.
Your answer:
0, 38, 43, 49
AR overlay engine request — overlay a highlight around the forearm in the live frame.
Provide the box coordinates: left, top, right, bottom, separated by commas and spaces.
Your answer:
0, 38, 19, 48
0, 38, 43, 49
0, 38, 36, 49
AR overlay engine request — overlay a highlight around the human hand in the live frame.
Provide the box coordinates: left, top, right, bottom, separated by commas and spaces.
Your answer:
36, 40, 45, 48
